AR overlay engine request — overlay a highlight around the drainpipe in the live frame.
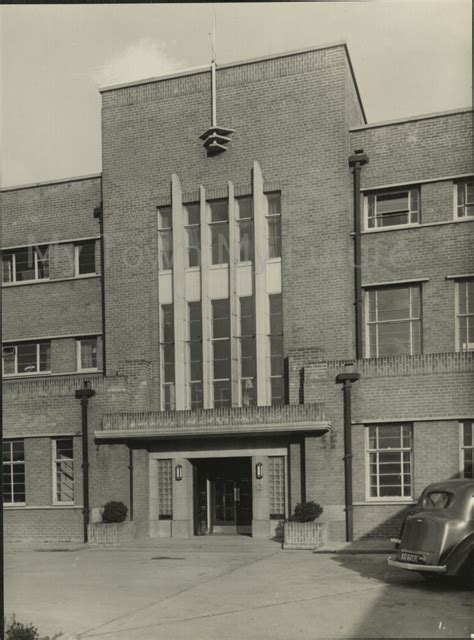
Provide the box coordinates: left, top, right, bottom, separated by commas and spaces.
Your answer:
348, 150, 369, 360
335, 368, 360, 543
75, 380, 96, 543
128, 444, 134, 521
93, 202, 106, 376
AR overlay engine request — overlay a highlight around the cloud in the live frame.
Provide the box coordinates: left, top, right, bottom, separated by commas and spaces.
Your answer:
93, 39, 186, 87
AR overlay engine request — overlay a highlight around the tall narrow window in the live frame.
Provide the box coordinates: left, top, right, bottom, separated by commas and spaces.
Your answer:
209, 200, 229, 265
75, 241, 96, 276
366, 188, 420, 229
269, 456, 285, 519
269, 294, 284, 405
161, 304, 175, 410
2, 341, 51, 376
157, 459, 173, 519
367, 424, 412, 499
366, 285, 422, 357
3, 440, 25, 505
212, 298, 231, 408
188, 301, 203, 409
266, 193, 282, 259
53, 438, 74, 504
456, 180, 474, 218
457, 279, 474, 351
461, 421, 474, 478
240, 296, 256, 406
237, 197, 254, 263
185, 203, 201, 268
2, 245, 49, 283
158, 206, 173, 270
77, 338, 98, 371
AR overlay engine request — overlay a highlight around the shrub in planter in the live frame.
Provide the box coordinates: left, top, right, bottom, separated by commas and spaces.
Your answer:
101, 501, 128, 523
290, 501, 323, 523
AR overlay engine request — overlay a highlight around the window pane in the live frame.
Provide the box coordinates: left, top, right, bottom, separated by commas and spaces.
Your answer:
158, 206, 172, 229
377, 288, 410, 321
239, 221, 254, 262
411, 320, 422, 355
162, 305, 174, 342
409, 189, 419, 213
211, 225, 229, 264
266, 193, 281, 216
241, 378, 256, 407
269, 295, 283, 333
2, 254, 14, 283
17, 343, 38, 373
3, 347, 16, 375
185, 203, 200, 226
377, 322, 411, 356
268, 218, 282, 258
187, 227, 201, 268
160, 230, 173, 270
377, 192, 409, 214
209, 200, 228, 223
191, 382, 203, 409
80, 339, 97, 370
39, 342, 51, 371
14, 247, 36, 282
212, 300, 230, 338
163, 383, 175, 410
12, 440, 25, 461
237, 196, 253, 220
214, 380, 231, 408
77, 242, 96, 275
240, 297, 255, 336
463, 421, 474, 447
467, 281, 474, 314
271, 377, 285, 405
368, 324, 378, 356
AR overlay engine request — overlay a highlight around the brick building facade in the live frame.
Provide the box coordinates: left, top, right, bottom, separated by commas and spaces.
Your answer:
2, 43, 473, 542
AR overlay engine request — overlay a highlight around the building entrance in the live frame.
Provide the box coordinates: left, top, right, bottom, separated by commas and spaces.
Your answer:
193, 457, 252, 535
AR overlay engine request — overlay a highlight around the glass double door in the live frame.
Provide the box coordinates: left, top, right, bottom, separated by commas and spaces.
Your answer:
194, 457, 252, 535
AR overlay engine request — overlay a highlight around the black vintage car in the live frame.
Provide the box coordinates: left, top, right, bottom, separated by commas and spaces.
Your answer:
388, 479, 474, 586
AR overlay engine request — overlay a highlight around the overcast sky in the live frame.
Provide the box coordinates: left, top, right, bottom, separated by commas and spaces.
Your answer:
1, 1, 472, 187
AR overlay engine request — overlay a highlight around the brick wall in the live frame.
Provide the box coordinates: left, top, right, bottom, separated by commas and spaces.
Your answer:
101, 44, 361, 403
1, 176, 101, 247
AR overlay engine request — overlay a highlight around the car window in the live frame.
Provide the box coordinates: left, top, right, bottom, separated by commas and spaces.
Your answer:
422, 491, 454, 510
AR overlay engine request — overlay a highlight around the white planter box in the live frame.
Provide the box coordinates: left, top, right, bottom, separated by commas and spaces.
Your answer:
88, 521, 135, 546
283, 521, 325, 550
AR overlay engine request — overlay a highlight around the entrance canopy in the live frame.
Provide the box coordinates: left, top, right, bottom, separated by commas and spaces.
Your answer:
95, 403, 329, 441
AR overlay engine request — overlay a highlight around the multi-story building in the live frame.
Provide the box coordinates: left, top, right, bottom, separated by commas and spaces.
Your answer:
2, 42, 473, 543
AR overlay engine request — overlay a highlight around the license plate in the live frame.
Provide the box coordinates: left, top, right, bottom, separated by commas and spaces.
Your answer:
398, 551, 423, 564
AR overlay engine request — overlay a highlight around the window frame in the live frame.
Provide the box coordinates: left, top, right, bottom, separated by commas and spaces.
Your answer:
2, 245, 50, 285
158, 206, 173, 272
52, 438, 75, 506
364, 188, 420, 231
160, 304, 176, 411
2, 341, 51, 377
209, 199, 230, 266
76, 337, 99, 373
187, 301, 203, 410
460, 421, 474, 479
236, 196, 254, 264
365, 284, 422, 358
269, 294, 284, 405
74, 241, 97, 277
211, 298, 231, 408
184, 203, 201, 269
365, 424, 414, 502
455, 278, 474, 352
454, 179, 474, 219
3, 439, 26, 506
265, 192, 282, 260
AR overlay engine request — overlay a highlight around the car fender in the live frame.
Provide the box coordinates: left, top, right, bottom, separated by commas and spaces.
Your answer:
445, 533, 474, 576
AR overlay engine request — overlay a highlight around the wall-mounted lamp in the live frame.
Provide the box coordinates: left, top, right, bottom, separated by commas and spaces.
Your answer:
175, 464, 183, 481
255, 462, 263, 480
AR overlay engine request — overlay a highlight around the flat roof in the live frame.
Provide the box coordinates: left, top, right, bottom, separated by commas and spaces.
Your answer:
99, 40, 349, 93
350, 106, 473, 132
1, 173, 102, 193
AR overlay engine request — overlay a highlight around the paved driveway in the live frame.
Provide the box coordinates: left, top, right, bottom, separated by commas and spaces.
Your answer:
5, 537, 473, 639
